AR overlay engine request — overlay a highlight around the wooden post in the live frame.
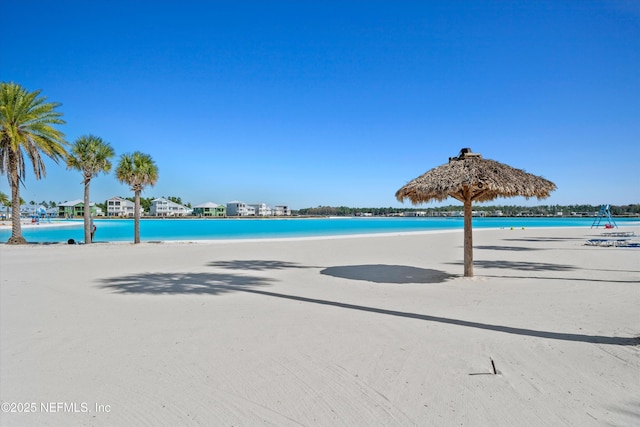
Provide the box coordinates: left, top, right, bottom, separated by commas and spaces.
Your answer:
463, 188, 473, 277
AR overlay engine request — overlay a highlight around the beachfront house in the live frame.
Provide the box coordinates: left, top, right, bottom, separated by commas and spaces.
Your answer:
150, 198, 191, 217
249, 203, 272, 217
57, 200, 102, 218
106, 196, 139, 217
403, 211, 427, 217
273, 205, 291, 216
58, 200, 83, 218
227, 201, 255, 216
193, 202, 226, 217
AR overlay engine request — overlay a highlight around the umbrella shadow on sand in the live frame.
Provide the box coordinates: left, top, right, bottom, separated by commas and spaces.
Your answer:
320, 264, 454, 284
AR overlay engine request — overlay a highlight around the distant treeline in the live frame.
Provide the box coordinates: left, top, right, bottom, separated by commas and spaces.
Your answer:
295, 204, 640, 217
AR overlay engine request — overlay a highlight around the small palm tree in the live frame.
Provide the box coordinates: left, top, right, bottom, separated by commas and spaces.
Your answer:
115, 152, 158, 243
0, 191, 9, 220
0, 82, 67, 244
67, 135, 115, 243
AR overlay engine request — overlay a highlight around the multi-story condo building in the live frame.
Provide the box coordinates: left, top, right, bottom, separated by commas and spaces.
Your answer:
193, 202, 226, 217
150, 198, 190, 217
58, 200, 103, 218
226, 201, 256, 216
273, 205, 291, 216
107, 196, 138, 217
249, 203, 272, 216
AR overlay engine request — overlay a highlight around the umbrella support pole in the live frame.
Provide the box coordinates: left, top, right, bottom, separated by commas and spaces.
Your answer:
463, 195, 473, 277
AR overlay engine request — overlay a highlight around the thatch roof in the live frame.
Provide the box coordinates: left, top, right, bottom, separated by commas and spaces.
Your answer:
395, 148, 557, 205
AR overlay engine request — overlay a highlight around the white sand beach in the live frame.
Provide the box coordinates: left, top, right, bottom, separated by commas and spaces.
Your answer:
1, 227, 639, 426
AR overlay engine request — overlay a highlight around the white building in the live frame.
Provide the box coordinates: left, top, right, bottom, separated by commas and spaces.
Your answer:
273, 205, 291, 216
226, 201, 256, 216
249, 203, 272, 216
150, 198, 191, 217
227, 201, 289, 216
107, 196, 138, 217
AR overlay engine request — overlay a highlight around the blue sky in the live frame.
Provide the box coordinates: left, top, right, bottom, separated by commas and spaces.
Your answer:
2, 0, 639, 209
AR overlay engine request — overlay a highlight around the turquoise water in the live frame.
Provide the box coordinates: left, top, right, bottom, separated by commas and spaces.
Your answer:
2, 217, 638, 243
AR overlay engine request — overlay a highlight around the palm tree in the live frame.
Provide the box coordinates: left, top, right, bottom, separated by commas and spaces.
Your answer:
0, 191, 9, 220
0, 82, 67, 244
115, 152, 158, 243
66, 135, 115, 243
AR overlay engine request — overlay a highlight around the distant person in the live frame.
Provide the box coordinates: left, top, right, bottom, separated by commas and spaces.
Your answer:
90, 217, 97, 241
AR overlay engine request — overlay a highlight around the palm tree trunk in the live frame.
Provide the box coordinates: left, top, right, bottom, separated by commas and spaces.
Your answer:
463, 187, 473, 277
83, 177, 91, 244
134, 190, 141, 244
8, 153, 26, 244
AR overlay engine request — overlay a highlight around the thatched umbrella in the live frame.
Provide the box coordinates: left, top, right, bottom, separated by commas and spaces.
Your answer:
395, 148, 556, 277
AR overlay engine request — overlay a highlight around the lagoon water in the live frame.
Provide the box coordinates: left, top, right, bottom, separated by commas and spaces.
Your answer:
2, 217, 637, 244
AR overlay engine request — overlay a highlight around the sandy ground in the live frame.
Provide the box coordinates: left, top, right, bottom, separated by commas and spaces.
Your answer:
0, 227, 639, 426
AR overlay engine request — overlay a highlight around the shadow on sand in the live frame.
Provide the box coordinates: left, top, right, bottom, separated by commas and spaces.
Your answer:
475, 245, 544, 252
97, 260, 639, 346
98, 272, 275, 295
320, 264, 454, 284
207, 260, 318, 270
461, 260, 576, 272
501, 237, 584, 242
447, 260, 639, 283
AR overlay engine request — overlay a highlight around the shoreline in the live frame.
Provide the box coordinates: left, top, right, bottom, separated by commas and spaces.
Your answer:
0, 225, 621, 246
2, 216, 638, 244
0, 220, 82, 230
1, 227, 639, 425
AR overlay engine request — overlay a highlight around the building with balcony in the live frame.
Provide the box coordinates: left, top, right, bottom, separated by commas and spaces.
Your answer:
249, 203, 272, 216
150, 198, 191, 217
226, 201, 255, 216
58, 200, 102, 218
107, 196, 138, 217
193, 202, 226, 217
273, 205, 291, 216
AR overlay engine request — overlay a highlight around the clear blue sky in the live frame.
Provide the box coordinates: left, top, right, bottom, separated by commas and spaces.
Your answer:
2, 0, 639, 209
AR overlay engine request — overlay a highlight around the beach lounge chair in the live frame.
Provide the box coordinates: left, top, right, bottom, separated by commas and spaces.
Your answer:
601, 231, 636, 237
585, 238, 631, 247
619, 241, 640, 248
